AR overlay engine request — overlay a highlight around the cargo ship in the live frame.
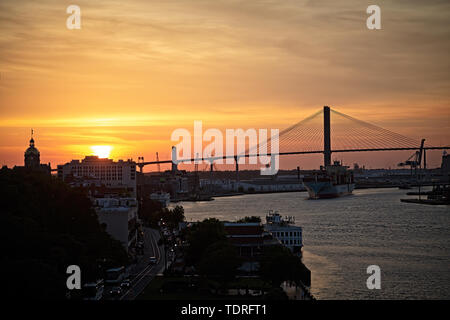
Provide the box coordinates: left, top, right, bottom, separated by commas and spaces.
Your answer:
303, 161, 355, 199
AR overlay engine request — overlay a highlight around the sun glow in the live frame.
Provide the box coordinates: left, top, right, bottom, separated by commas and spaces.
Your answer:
91, 145, 112, 159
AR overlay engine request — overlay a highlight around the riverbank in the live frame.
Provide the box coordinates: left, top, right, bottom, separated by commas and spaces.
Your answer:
170, 184, 437, 203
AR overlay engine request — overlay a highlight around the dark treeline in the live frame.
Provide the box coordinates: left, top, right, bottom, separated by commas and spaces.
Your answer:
0, 167, 128, 299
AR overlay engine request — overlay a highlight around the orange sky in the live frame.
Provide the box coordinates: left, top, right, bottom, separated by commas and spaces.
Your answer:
0, 0, 449, 170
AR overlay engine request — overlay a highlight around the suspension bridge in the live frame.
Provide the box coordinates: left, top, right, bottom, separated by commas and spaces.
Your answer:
137, 106, 449, 173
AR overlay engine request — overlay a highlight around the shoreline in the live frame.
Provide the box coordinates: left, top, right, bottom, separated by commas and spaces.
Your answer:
171, 184, 434, 203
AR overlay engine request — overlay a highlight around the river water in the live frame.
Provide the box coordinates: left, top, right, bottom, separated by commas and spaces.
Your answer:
178, 187, 450, 299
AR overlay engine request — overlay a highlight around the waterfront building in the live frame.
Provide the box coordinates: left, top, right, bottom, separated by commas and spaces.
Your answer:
137, 171, 190, 200
223, 222, 279, 258
57, 156, 137, 197
237, 179, 305, 193
224, 222, 264, 258
200, 177, 305, 193
93, 197, 138, 254
150, 191, 171, 207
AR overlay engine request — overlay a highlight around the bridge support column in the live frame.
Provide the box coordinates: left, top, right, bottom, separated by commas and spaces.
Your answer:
234, 156, 239, 182
323, 106, 331, 167
171, 146, 178, 172
138, 157, 144, 173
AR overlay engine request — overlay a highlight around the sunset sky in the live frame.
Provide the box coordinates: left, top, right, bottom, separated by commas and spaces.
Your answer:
0, 0, 449, 170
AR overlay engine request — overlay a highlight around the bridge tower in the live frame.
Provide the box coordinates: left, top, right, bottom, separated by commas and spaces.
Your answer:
171, 146, 178, 172
137, 156, 144, 173
323, 106, 331, 167
234, 156, 239, 182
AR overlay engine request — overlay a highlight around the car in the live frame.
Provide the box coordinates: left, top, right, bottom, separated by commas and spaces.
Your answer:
149, 256, 157, 264
109, 286, 122, 296
120, 280, 131, 289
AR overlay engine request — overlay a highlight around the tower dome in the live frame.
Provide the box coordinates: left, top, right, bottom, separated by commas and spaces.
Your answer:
25, 130, 40, 168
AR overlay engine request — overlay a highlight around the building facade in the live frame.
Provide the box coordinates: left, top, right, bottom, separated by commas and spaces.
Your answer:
224, 222, 265, 258
94, 197, 138, 254
57, 156, 137, 197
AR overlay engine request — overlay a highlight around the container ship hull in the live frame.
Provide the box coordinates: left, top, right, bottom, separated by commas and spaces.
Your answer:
303, 181, 355, 199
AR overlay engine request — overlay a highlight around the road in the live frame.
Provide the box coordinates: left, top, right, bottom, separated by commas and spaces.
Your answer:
119, 228, 165, 300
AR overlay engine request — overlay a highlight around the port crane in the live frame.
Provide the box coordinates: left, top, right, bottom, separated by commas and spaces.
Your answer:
397, 139, 426, 175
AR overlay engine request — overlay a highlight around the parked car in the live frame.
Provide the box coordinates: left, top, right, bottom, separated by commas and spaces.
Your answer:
109, 286, 122, 296
120, 280, 131, 289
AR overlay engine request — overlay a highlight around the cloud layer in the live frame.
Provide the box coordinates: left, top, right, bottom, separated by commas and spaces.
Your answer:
0, 0, 449, 168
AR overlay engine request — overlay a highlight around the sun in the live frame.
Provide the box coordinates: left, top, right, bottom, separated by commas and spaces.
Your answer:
91, 145, 112, 159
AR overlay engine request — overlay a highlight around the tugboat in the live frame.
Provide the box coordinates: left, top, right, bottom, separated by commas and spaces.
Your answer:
303, 161, 355, 199
401, 183, 449, 205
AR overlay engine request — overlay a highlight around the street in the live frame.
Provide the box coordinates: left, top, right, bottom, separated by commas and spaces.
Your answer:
119, 228, 165, 300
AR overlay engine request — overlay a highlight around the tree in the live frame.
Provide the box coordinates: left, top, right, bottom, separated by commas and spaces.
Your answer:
259, 245, 310, 287
237, 216, 261, 223
166, 205, 185, 229
185, 218, 226, 266
197, 241, 241, 285
138, 198, 163, 227
138, 200, 185, 229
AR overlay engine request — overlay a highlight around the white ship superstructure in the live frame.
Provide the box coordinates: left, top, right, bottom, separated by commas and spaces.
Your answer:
263, 210, 303, 255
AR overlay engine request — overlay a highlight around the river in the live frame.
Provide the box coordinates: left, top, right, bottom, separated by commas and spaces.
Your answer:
177, 187, 450, 299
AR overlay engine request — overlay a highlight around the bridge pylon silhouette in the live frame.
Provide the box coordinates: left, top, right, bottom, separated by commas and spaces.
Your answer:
137, 106, 450, 173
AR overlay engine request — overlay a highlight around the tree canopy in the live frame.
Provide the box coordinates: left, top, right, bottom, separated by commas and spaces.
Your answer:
0, 167, 128, 299
197, 241, 241, 283
185, 218, 226, 266
259, 245, 311, 287
236, 216, 262, 223
139, 198, 185, 229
